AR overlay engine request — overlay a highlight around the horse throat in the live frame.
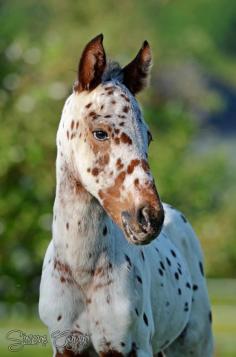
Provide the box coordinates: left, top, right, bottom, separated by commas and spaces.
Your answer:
52, 155, 110, 284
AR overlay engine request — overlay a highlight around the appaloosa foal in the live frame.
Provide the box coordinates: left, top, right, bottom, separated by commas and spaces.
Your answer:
39, 34, 213, 356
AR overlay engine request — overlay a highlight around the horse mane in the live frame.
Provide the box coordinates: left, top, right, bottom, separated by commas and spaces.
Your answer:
102, 60, 124, 83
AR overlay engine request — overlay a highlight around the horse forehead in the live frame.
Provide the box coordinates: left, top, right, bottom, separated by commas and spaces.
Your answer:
91, 83, 139, 113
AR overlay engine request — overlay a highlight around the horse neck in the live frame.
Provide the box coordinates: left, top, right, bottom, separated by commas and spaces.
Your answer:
52, 154, 111, 278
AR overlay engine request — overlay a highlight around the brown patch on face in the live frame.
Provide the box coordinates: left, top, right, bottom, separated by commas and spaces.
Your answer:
99, 171, 135, 226
120, 132, 132, 145
98, 153, 110, 166
127, 159, 140, 174
114, 137, 120, 145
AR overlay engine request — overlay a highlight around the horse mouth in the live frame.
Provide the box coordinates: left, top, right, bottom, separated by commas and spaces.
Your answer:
121, 211, 158, 245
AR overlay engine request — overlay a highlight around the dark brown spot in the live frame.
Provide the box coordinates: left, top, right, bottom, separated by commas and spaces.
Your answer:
111, 100, 116, 105
121, 93, 130, 102
66, 222, 69, 230
66, 130, 69, 140
92, 167, 99, 176
134, 178, 139, 186
171, 249, 176, 258
71, 120, 75, 130
114, 137, 120, 145
57, 315, 62, 321
141, 159, 149, 173
160, 261, 165, 270
184, 302, 189, 312
85, 102, 92, 108
76, 121, 79, 129
140, 250, 145, 261
143, 313, 148, 326
125, 254, 132, 268
199, 261, 204, 276
120, 132, 132, 145
123, 105, 129, 113
136, 275, 142, 283
104, 114, 111, 118
116, 158, 124, 170
127, 159, 140, 174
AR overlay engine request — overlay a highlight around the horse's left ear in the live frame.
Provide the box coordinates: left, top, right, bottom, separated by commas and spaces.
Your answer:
123, 41, 152, 95
76, 34, 106, 92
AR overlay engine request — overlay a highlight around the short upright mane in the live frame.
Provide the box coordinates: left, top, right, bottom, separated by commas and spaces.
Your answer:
102, 60, 123, 83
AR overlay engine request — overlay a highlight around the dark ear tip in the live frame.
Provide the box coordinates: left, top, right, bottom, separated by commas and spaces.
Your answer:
143, 40, 150, 49
92, 33, 104, 43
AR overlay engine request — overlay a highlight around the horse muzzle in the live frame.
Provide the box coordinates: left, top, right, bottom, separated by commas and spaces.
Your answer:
121, 203, 165, 245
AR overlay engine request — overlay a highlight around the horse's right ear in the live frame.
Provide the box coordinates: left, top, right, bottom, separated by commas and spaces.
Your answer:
75, 34, 106, 92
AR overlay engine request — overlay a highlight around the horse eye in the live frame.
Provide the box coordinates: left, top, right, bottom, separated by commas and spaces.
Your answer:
147, 131, 153, 145
93, 130, 109, 141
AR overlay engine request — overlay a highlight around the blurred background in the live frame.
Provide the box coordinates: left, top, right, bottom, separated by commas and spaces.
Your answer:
0, 0, 235, 356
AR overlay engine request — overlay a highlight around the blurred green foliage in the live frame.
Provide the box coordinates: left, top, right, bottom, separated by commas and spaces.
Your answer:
0, 0, 236, 314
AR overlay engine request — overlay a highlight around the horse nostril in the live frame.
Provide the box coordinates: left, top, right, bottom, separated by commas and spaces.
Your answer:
137, 206, 150, 232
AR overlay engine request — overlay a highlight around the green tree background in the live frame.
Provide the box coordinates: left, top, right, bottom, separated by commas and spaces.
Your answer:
0, 0, 235, 321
